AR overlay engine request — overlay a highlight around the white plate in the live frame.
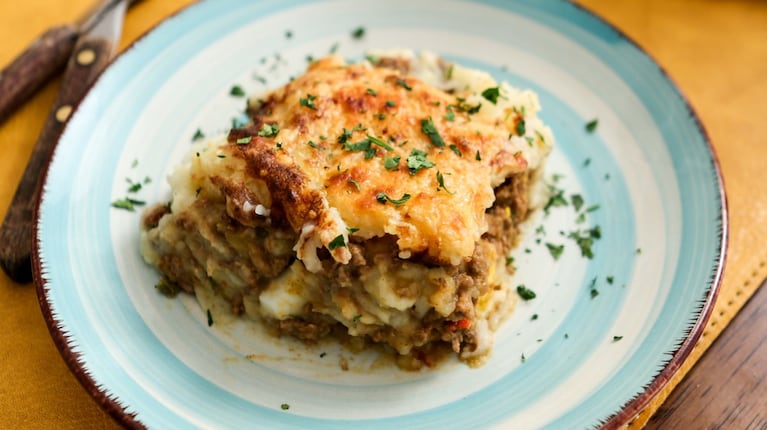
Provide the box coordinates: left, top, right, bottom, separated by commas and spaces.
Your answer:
35, 1, 726, 428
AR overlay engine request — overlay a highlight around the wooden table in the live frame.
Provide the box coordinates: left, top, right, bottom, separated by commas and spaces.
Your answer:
645, 277, 767, 429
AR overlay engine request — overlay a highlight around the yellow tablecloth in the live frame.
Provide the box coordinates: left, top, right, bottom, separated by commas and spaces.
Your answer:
1, 1, 765, 428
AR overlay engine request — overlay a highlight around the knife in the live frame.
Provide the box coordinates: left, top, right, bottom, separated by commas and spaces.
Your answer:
0, 0, 129, 283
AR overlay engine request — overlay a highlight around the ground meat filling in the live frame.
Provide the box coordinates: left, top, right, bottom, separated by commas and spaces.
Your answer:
143, 169, 531, 365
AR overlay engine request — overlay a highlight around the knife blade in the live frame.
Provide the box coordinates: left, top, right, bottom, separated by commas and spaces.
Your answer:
0, 0, 129, 283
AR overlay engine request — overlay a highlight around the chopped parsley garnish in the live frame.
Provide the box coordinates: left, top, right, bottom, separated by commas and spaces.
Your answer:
338, 127, 353, 143
366, 88, 378, 96
395, 78, 412, 91
546, 243, 564, 260
612, 335, 623, 342
306, 140, 320, 149
229, 85, 246, 97
352, 314, 362, 322
531, 314, 539, 321
481, 86, 500, 104
436, 171, 453, 194
385, 100, 396, 108
111, 198, 145, 211
520, 353, 526, 363
328, 234, 346, 250
365, 53, 379, 64
319, 352, 327, 358
585, 118, 599, 133
257, 123, 280, 137
344, 139, 376, 159
452, 97, 481, 114
347, 227, 360, 234
376, 113, 387, 120
515, 118, 526, 136
131, 159, 138, 168
475, 150, 481, 161
505, 256, 514, 266
568, 225, 601, 259
407, 148, 435, 175
606, 275, 614, 285
571, 194, 584, 212
128, 182, 142, 193
299, 94, 318, 110
207, 309, 214, 326
192, 128, 205, 141
376, 192, 411, 205
280, 403, 290, 411
351, 26, 365, 39
516, 284, 537, 301
590, 288, 599, 299
329, 42, 339, 54
449, 144, 462, 157
444, 107, 455, 122
543, 184, 568, 213
383, 156, 401, 170
583, 158, 592, 167
445, 64, 454, 79
367, 135, 393, 151
236, 136, 252, 145
420, 117, 445, 147
285, 30, 293, 39
347, 179, 361, 191
586, 204, 601, 213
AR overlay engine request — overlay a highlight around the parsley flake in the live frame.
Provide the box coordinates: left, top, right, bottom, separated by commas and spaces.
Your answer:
436, 171, 453, 194
328, 234, 346, 250
449, 144, 462, 157
384, 156, 401, 170
376, 192, 411, 205
236, 136, 252, 145
444, 107, 455, 122
481, 86, 500, 104
420, 117, 445, 147
230, 85, 246, 97
257, 123, 280, 137
546, 243, 564, 260
192, 129, 205, 141
351, 27, 365, 39
406, 148, 435, 175
299, 94, 318, 110
366, 88, 378, 96
585, 118, 599, 133
516, 284, 537, 301
395, 78, 412, 91
281, 403, 290, 411
207, 309, 214, 326
612, 335, 623, 342
515, 118, 526, 136
385, 100, 396, 108
571, 194, 584, 212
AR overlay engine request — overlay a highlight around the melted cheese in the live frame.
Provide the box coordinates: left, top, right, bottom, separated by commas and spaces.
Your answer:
217, 52, 553, 271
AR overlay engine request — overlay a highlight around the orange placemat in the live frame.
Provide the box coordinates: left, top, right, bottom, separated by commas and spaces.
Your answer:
1, 1, 765, 428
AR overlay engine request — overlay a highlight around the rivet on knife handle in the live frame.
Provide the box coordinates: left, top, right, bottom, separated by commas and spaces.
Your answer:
0, 25, 78, 125
0, 37, 113, 283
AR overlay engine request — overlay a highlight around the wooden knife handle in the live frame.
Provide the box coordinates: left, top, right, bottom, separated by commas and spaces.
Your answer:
0, 25, 78, 124
0, 37, 113, 283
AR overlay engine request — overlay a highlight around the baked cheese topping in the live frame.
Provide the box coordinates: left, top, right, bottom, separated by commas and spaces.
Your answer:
222, 52, 553, 271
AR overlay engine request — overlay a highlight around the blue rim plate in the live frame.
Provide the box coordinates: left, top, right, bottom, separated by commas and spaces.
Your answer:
34, 1, 727, 428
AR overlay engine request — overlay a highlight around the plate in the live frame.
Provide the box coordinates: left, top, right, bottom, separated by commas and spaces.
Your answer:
34, 0, 726, 428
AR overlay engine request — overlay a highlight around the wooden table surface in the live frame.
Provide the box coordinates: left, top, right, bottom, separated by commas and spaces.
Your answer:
645, 277, 767, 430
